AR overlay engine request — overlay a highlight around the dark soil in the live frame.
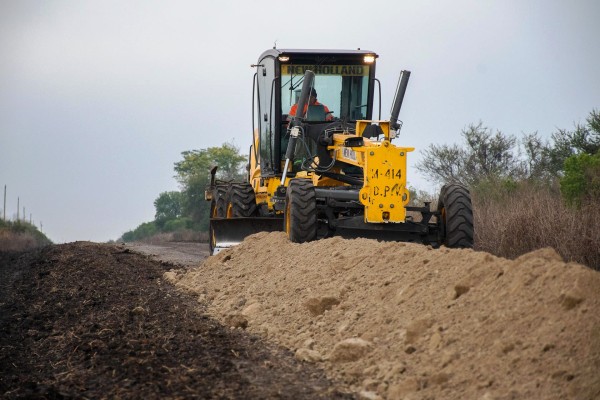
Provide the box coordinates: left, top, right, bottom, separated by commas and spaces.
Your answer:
0, 242, 353, 399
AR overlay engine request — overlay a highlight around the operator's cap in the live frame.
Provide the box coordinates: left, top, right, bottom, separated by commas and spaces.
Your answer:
309, 88, 317, 97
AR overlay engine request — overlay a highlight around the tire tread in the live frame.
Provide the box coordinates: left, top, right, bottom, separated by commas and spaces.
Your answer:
439, 183, 474, 248
285, 179, 317, 243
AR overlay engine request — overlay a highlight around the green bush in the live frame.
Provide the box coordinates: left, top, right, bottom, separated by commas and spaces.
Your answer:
120, 221, 158, 242
163, 217, 195, 232
560, 152, 600, 207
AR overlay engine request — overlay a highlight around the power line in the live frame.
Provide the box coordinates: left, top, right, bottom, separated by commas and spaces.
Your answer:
2, 186, 43, 231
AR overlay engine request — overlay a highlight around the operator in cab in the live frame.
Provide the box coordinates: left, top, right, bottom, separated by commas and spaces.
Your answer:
288, 88, 334, 121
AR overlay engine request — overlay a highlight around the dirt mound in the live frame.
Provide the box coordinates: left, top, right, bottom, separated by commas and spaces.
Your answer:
167, 232, 600, 400
0, 242, 352, 399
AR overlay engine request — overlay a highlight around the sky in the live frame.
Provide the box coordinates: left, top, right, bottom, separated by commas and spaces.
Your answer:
1, 0, 599, 243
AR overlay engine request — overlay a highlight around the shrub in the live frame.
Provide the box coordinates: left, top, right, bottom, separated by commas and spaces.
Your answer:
120, 221, 158, 242
560, 152, 600, 207
163, 217, 194, 232
119, 218, 207, 243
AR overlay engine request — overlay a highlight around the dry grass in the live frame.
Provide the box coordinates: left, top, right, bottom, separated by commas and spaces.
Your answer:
0, 230, 41, 252
473, 184, 600, 270
0, 221, 51, 252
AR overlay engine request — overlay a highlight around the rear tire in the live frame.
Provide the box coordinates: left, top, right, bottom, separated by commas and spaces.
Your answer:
225, 183, 257, 218
437, 183, 474, 248
284, 179, 317, 243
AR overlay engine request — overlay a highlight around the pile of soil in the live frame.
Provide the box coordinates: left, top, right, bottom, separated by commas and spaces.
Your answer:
0, 242, 353, 399
167, 232, 600, 400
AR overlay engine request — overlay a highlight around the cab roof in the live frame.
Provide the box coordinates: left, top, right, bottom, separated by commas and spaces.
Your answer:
259, 48, 378, 61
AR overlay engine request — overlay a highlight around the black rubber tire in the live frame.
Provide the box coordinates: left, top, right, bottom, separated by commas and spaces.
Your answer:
284, 179, 317, 243
225, 183, 257, 218
209, 186, 227, 254
211, 186, 227, 218
209, 222, 216, 254
437, 183, 474, 248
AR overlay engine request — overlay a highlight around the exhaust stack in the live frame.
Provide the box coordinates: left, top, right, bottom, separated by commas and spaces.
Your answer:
390, 70, 411, 133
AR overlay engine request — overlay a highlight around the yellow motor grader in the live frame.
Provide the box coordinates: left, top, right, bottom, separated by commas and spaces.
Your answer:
206, 49, 473, 254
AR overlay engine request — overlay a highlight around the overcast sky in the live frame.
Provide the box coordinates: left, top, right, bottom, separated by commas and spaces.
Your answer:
1, 0, 599, 243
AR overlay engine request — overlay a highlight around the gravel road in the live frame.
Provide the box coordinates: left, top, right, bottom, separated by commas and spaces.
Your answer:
124, 241, 210, 267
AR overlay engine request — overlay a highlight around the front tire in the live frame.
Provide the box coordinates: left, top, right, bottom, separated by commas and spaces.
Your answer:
209, 186, 227, 254
284, 179, 317, 243
438, 183, 474, 248
211, 186, 227, 218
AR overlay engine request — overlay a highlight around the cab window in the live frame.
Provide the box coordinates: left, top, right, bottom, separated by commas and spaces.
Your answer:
280, 64, 370, 121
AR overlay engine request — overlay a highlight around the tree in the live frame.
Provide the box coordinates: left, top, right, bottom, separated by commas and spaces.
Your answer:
416, 122, 525, 187
547, 109, 600, 205
174, 143, 247, 185
416, 143, 465, 184
416, 110, 600, 204
154, 191, 183, 229
547, 109, 600, 175
173, 143, 246, 230
521, 132, 557, 182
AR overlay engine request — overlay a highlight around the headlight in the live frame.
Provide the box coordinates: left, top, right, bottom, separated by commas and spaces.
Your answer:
364, 55, 376, 64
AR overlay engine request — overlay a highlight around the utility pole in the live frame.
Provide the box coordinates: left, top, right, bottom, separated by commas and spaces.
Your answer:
3, 185, 6, 221
17, 197, 19, 221
30, 213, 32, 224
40, 221, 43, 233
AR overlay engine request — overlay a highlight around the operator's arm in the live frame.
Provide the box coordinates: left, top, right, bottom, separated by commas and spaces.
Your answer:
324, 105, 333, 121
288, 104, 298, 120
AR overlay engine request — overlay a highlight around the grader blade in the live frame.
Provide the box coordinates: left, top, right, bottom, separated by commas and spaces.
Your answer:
209, 217, 283, 254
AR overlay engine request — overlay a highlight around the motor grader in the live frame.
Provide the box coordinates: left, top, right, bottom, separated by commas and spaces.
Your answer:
205, 48, 473, 254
